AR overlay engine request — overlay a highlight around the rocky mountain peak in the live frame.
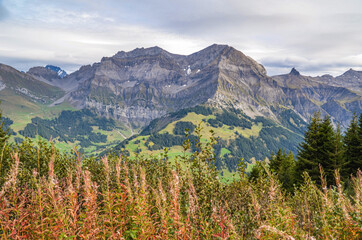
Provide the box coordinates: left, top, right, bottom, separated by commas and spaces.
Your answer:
27, 66, 60, 79
45, 65, 67, 78
290, 68, 300, 76
321, 74, 333, 78
341, 68, 362, 77
54, 44, 361, 129
113, 46, 176, 59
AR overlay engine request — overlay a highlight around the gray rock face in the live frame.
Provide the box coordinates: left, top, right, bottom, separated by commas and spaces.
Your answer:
272, 69, 361, 127
28, 66, 61, 83
28, 65, 92, 92
61, 45, 361, 128
315, 69, 362, 94
67, 45, 226, 126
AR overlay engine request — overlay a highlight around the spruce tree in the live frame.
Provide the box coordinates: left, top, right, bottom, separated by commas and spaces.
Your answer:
319, 116, 338, 185
0, 109, 11, 186
279, 151, 296, 192
344, 114, 362, 175
358, 114, 362, 160
296, 112, 322, 184
0, 111, 10, 147
332, 124, 346, 178
269, 149, 283, 173
269, 149, 296, 192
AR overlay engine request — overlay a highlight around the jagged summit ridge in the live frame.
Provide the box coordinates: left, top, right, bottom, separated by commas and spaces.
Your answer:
290, 68, 300, 76
3, 44, 360, 129
61, 44, 361, 128
113, 46, 178, 59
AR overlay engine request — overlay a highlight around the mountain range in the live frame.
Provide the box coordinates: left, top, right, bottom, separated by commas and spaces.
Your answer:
0, 44, 361, 161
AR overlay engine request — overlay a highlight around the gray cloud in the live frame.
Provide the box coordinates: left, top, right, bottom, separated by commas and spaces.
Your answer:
1, 0, 362, 76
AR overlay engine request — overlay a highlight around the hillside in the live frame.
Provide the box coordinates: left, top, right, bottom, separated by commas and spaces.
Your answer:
0, 64, 65, 104
0, 44, 361, 159
109, 106, 306, 172
272, 68, 361, 127
57, 44, 361, 130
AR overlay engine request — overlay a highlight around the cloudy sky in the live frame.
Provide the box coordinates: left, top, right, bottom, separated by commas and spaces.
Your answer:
1, 0, 362, 76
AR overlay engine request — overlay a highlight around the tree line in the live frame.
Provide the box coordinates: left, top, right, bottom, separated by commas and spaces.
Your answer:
251, 112, 362, 192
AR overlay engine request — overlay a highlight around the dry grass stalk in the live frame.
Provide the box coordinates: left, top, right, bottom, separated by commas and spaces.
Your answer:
80, 169, 100, 238
0, 152, 20, 198
255, 225, 295, 240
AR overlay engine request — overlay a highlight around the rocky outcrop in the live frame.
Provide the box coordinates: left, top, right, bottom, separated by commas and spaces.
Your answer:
28, 66, 61, 83
272, 68, 361, 127
67, 45, 226, 126
62, 45, 361, 129
315, 68, 362, 94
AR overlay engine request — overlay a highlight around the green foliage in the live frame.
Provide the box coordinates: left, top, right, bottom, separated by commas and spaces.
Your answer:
146, 132, 197, 150
270, 149, 296, 192
115, 107, 304, 173
141, 105, 212, 135
173, 121, 196, 135
1, 117, 13, 130
297, 112, 327, 184
296, 112, 360, 186
248, 161, 267, 181
344, 114, 362, 175
0, 119, 361, 239
19, 109, 111, 145
207, 110, 252, 128
275, 108, 307, 134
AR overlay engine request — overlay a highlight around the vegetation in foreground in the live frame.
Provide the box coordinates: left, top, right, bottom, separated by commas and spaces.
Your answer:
0, 112, 361, 239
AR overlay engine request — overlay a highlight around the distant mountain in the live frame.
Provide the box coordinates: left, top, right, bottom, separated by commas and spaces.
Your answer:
0, 44, 361, 160
57, 44, 360, 129
45, 65, 67, 78
272, 68, 361, 127
0, 63, 64, 104
315, 68, 362, 94
63, 44, 289, 127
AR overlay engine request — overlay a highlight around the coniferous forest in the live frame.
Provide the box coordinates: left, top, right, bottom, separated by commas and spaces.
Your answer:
0, 110, 361, 239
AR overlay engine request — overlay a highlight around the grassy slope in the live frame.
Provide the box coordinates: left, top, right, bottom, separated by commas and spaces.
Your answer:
124, 112, 262, 156
121, 111, 267, 180
0, 66, 65, 101
1, 91, 132, 156
160, 112, 262, 142
117, 107, 305, 182
0, 90, 74, 132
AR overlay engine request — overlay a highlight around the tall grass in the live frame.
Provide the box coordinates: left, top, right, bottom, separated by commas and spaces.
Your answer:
0, 138, 361, 239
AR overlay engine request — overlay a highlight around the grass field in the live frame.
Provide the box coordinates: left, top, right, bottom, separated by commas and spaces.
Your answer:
0, 90, 75, 132
120, 111, 267, 177
1, 93, 133, 156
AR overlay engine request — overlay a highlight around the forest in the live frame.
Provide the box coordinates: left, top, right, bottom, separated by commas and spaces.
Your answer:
0, 110, 361, 239
18, 109, 114, 147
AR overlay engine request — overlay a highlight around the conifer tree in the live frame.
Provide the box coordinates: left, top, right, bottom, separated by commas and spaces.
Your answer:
332, 124, 346, 178
0, 109, 11, 185
296, 113, 349, 185
358, 114, 362, 159
344, 114, 362, 175
296, 112, 322, 184
269, 149, 284, 173
0, 110, 10, 147
269, 149, 296, 191
319, 116, 338, 185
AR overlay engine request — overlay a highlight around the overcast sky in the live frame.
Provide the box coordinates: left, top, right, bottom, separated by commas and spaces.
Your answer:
1, 0, 362, 76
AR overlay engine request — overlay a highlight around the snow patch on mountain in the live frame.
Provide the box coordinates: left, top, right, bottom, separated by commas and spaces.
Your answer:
45, 65, 67, 78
